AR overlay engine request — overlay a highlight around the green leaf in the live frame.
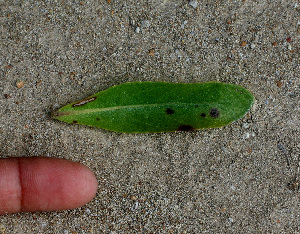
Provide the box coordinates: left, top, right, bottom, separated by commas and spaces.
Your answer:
52, 82, 254, 133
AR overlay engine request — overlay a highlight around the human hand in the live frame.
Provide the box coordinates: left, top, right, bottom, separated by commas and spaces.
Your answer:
0, 157, 97, 215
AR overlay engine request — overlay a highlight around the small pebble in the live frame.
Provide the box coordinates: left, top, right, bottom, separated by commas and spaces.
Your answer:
148, 48, 155, 56
243, 123, 250, 129
16, 81, 24, 88
135, 27, 140, 33
245, 132, 255, 138
141, 20, 150, 28
40, 222, 48, 228
175, 49, 184, 58
240, 41, 247, 47
189, 0, 198, 9
181, 20, 188, 29
85, 208, 91, 214
0, 224, 5, 233
275, 81, 283, 88
130, 19, 135, 26
134, 201, 139, 209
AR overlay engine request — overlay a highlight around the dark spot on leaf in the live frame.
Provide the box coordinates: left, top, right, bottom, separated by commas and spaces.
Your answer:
96, 118, 100, 121
177, 125, 194, 131
166, 108, 175, 115
195, 105, 199, 108
200, 113, 206, 118
73, 120, 78, 124
73, 97, 97, 107
209, 108, 220, 118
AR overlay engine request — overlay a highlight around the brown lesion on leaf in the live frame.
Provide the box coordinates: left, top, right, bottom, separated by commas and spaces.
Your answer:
166, 108, 175, 115
200, 113, 206, 118
72, 120, 78, 124
96, 118, 100, 121
72, 97, 97, 107
177, 125, 194, 131
209, 108, 220, 118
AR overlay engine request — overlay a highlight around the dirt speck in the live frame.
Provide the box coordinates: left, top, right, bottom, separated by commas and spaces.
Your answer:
148, 48, 155, 56
240, 41, 247, 47
275, 81, 283, 88
4, 94, 11, 99
16, 81, 24, 88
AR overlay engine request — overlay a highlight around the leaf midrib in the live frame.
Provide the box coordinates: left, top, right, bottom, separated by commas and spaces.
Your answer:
58, 102, 209, 116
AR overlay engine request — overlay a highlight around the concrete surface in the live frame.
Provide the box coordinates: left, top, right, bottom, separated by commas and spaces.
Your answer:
0, 0, 299, 232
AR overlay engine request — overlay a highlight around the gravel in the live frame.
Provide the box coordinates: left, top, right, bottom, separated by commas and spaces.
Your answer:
0, 0, 299, 233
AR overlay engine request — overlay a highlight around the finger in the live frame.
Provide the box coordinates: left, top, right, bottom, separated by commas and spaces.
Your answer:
0, 157, 97, 215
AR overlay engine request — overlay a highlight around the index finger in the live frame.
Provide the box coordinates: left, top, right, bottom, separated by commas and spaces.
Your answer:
0, 157, 98, 215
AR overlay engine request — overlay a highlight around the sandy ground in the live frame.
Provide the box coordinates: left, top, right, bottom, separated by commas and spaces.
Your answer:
0, 0, 299, 232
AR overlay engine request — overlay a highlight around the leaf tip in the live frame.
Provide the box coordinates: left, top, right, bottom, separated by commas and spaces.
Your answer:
51, 110, 61, 119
